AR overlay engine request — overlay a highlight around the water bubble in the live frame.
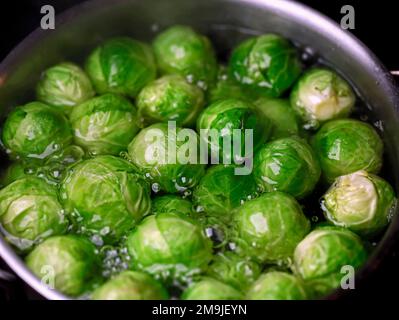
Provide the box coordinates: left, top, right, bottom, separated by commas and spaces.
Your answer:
100, 226, 110, 236
151, 183, 160, 193
228, 242, 237, 251
186, 74, 194, 84
311, 216, 319, 222
91, 234, 104, 246
51, 170, 60, 178
25, 167, 36, 175
151, 23, 159, 32
205, 227, 214, 238
194, 205, 204, 213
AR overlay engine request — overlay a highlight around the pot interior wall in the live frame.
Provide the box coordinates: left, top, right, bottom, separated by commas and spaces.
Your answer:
1, 0, 399, 299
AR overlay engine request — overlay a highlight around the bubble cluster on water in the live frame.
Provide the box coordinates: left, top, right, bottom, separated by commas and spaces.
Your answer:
101, 246, 131, 278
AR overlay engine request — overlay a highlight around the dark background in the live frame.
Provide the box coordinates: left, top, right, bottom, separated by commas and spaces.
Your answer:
0, 0, 398, 300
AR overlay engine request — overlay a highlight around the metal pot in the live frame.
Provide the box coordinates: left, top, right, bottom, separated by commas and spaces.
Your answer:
1, 0, 398, 300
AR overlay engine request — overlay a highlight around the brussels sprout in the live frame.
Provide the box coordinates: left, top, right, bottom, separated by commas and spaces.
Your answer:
293, 226, 368, 296
253, 136, 320, 199
137, 75, 204, 127
152, 195, 194, 216
126, 212, 212, 282
36, 62, 95, 112
128, 123, 205, 193
182, 278, 243, 300
208, 65, 253, 103
228, 34, 302, 97
197, 99, 271, 163
254, 97, 301, 140
85, 37, 156, 97
232, 191, 310, 263
91, 271, 168, 300
60, 155, 151, 243
26, 235, 100, 297
290, 68, 355, 129
311, 119, 383, 183
207, 252, 261, 291
193, 165, 259, 223
153, 25, 218, 90
70, 93, 140, 155
247, 271, 308, 300
0, 177, 67, 251
1, 102, 72, 160
321, 170, 396, 236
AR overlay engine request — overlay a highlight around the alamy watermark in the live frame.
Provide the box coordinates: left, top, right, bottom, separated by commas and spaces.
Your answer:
40, 265, 55, 290
340, 265, 355, 290
40, 5, 55, 30
340, 5, 355, 30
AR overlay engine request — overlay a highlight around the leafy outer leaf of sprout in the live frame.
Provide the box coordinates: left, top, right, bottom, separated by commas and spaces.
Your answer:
322, 170, 396, 237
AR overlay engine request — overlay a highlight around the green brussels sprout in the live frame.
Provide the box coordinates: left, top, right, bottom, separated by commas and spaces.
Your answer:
70, 93, 140, 155
197, 99, 271, 163
193, 165, 259, 223
208, 65, 253, 103
0, 177, 68, 251
128, 123, 205, 193
26, 235, 100, 297
253, 136, 320, 199
290, 68, 355, 129
247, 271, 308, 300
207, 252, 261, 291
153, 25, 218, 90
36, 62, 95, 112
91, 271, 168, 300
85, 37, 156, 97
311, 119, 383, 183
137, 75, 204, 127
182, 278, 243, 300
0, 162, 28, 187
232, 191, 310, 263
254, 97, 301, 140
126, 212, 212, 282
60, 155, 151, 243
228, 34, 302, 97
152, 195, 194, 216
293, 226, 368, 296
321, 170, 396, 237
1, 102, 72, 160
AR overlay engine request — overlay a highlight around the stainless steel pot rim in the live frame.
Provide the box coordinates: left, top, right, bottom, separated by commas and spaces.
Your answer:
1, 0, 398, 300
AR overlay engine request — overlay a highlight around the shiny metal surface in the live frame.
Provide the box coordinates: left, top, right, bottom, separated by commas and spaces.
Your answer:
1, 0, 399, 300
